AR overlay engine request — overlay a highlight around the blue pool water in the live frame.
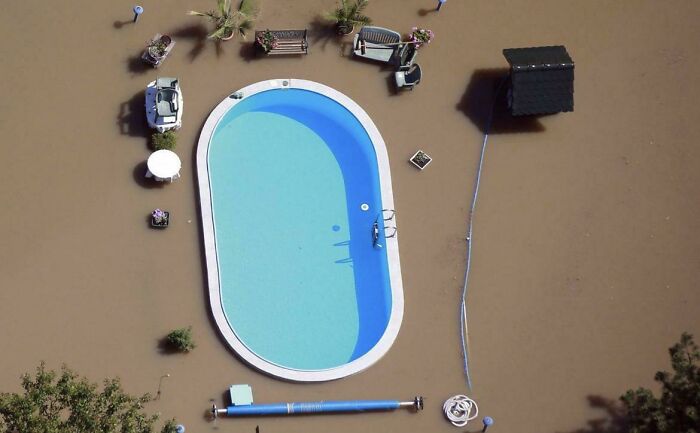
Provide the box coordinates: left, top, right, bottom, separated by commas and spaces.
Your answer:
208, 89, 392, 370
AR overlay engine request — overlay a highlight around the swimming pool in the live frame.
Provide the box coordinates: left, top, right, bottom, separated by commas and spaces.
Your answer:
196, 80, 403, 381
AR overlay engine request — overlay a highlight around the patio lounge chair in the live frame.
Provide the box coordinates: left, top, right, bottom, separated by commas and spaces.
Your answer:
395, 64, 422, 90
397, 43, 418, 70
353, 26, 402, 63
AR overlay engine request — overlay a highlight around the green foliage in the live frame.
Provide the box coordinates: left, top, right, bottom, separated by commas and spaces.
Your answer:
0, 362, 177, 433
188, 0, 258, 40
325, 0, 371, 28
166, 327, 196, 352
152, 130, 177, 151
160, 418, 179, 433
621, 332, 700, 433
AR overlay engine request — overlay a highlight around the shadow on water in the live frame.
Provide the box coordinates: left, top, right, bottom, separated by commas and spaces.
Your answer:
418, 7, 437, 16
457, 68, 546, 134
308, 17, 343, 53
156, 336, 181, 355
133, 162, 164, 189
113, 20, 133, 29
558, 395, 628, 433
384, 73, 400, 96
239, 41, 260, 62
166, 24, 211, 62
117, 91, 149, 138
127, 54, 150, 75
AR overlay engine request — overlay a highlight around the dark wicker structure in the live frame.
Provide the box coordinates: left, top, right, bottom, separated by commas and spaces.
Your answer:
503, 46, 574, 116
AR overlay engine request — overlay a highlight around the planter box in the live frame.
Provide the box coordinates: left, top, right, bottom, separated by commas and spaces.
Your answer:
409, 150, 432, 170
151, 211, 170, 228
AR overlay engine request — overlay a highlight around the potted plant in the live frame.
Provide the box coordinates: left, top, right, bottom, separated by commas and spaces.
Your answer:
151, 209, 170, 228
188, 0, 258, 41
409, 150, 432, 170
255, 29, 278, 53
325, 0, 371, 36
409, 27, 434, 48
147, 35, 172, 59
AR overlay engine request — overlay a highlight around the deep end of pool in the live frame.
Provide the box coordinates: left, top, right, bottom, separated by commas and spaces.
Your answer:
197, 79, 404, 381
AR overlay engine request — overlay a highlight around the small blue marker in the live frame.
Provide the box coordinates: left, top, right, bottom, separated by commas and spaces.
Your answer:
436, 0, 447, 11
133, 5, 143, 23
175, 425, 185, 433
482, 416, 494, 432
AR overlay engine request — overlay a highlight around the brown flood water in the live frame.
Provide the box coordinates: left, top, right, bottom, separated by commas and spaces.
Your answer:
1, 1, 699, 432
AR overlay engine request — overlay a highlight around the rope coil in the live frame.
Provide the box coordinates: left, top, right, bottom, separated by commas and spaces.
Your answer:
443, 395, 478, 427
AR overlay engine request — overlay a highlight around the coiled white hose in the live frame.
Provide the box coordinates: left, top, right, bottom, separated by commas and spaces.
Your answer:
443, 395, 478, 427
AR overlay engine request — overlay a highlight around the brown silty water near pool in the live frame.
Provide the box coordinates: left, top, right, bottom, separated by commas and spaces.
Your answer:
1, 1, 699, 432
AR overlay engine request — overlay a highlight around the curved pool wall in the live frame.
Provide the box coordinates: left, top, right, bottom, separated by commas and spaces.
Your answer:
196, 79, 403, 381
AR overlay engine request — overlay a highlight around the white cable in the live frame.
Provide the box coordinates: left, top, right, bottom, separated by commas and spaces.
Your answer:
459, 77, 508, 391
443, 395, 478, 427
446, 79, 507, 428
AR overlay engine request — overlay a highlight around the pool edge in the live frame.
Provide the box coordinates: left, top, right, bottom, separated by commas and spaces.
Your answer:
196, 79, 404, 382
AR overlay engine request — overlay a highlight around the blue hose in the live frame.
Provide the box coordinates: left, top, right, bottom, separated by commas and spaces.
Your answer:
214, 396, 423, 418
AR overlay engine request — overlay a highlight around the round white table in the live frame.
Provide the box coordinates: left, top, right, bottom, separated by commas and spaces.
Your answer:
146, 149, 181, 182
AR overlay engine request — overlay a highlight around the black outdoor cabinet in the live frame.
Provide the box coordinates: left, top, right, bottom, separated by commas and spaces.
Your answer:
503, 45, 574, 116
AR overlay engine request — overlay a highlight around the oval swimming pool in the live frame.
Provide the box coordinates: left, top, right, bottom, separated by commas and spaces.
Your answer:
196, 80, 403, 381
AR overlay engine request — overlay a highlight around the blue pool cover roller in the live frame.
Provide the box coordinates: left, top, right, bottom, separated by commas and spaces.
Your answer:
212, 396, 423, 418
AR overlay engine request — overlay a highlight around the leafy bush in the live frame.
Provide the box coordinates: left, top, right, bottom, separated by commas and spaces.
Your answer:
0, 362, 177, 433
166, 327, 196, 352
621, 332, 700, 433
152, 130, 177, 151
161, 419, 179, 433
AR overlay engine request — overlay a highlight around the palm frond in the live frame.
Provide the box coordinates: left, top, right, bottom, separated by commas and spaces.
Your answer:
326, 0, 370, 24
187, 10, 213, 17
351, 13, 371, 25
238, 0, 258, 18
208, 24, 230, 40
235, 19, 254, 39
217, 0, 231, 18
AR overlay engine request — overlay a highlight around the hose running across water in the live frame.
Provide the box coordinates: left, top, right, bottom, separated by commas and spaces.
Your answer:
444, 77, 507, 427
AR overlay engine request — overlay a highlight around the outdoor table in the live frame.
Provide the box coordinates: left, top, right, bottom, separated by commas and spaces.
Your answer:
146, 149, 181, 182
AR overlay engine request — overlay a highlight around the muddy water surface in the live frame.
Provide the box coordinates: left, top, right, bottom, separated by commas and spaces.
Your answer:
1, 1, 699, 432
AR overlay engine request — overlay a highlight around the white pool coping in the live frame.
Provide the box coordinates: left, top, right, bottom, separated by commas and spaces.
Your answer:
196, 79, 404, 382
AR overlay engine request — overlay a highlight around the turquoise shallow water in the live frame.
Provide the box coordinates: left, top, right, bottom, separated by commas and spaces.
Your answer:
208, 89, 392, 370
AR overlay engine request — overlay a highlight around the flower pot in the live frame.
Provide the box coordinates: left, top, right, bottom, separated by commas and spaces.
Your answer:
409, 150, 432, 170
336, 22, 354, 35
220, 30, 235, 41
151, 211, 170, 228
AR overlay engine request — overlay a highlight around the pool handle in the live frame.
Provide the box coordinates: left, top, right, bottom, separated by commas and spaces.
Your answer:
212, 396, 423, 418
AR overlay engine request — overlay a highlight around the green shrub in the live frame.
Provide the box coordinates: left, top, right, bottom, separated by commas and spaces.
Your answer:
0, 362, 177, 433
152, 130, 177, 151
166, 327, 195, 352
161, 418, 179, 433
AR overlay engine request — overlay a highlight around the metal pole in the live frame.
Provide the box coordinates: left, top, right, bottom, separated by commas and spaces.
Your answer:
156, 374, 170, 400
436, 0, 447, 11
133, 5, 144, 22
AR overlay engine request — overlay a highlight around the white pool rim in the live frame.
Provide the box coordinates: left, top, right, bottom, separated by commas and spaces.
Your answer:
196, 79, 404, 382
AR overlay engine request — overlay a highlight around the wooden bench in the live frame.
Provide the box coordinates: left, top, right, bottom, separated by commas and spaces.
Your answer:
255, 29, 308, 55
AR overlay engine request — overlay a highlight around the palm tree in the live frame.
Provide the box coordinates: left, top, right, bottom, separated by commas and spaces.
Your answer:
325, 0, 371, 35
188, 0, 257, 41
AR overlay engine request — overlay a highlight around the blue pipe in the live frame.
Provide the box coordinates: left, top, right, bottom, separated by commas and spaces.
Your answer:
214, 396, 422, 418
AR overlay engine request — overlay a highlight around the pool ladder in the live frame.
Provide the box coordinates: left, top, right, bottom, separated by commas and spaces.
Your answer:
373, 209, 397, 248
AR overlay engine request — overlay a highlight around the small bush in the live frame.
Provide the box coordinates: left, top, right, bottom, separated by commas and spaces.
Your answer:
160, 419, 179, 433
166, 327, 195, 352
152, 131, 177, 151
